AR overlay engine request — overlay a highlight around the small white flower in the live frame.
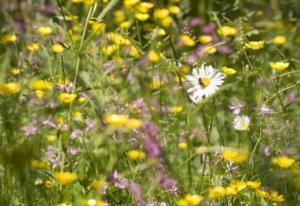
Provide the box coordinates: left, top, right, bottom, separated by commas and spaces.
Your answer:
233, 115, 250, 131
186, 65, 225, 103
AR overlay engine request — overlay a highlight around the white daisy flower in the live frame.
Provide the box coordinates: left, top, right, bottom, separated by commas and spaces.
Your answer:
186, 65, 225, 103
233, 115, 250, 131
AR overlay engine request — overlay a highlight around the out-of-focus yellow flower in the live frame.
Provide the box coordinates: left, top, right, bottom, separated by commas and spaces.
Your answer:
149, 80, 163, 89
246, 181, 261, 189
170, 106, 183, 113
0, 82, 21, 95
59, 93, 77, 103
31, 160, 48, 169
37, 26, 53, 35
198, 35, 212, 44
114, 10, 126, 23
65, 15, 79, 21
72, 111, 83, 121
272, 156, 295, 169
90, 180, 107, 190
147, 51, 160, 62
27, 42, 40, 52
180, 35, 195, 47
30, 80, 53, 90
91, 22, 105, 35
208, 186, 226, 198
124, 0, 140, 8
135, 2, 154, 13
256, 189, 269, 198
47, 135, 57, 142
120, 21, 130, 28
134, 13, 150, 21
128, 150, 145, 160
84, 0, 93, 5
1, 34, 17, 44
161, 16, 173, 27
168, 5, 180, 14
44, 180, 53, 188
71, 0, 84, 3
125, 118, 142, 129
222, 66, 236, 75
273, 35, 286, 45
52, 43, 64, 53
153, 28, 166, 36
10, 67, 20, 76
269, 61, 289, 72
245, 41, 264, 50
221, 150, 247, 163
35, 90, 44, 98
54, 172, 78, 185
204, 46, 216, 54
83, 199, 105, 206
178, 142, 187, 150
230, 180, 247, 193
104, 114, 129, 126
217, 26, 236, 37
268, 191, 284, 202
153, 9, 170, 19
178, 194, 203, 206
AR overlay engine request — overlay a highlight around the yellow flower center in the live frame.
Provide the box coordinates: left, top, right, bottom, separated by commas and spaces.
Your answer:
199, 77, 211, 87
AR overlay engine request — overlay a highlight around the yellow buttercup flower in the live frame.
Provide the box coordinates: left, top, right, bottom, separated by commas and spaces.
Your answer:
272, 156, 295, 169
153, 9, 170, 19
52, 43, 64, 53
170, 106, 183, 113
54, 172, 78, 185
273, 35, 286, 45
104, 114, 129, 126
221, 149, 247, 163
268, 191, 284, 202
35, 90, 44, 98
269, 62, 289, 72
178, 142, 187, 150
245, 41, 264, 50
65, 15, 78, 21
222, 66, 237, 75
10, 67, 21, 76
180, 35, 195, 47
27, 42, 40, 52
47, 135, 57, 142
204, 46, 216, 54
135, 2, 154, 13
124, 0, 140, 8
90, 180, 107, 190
30, 80, 53, 90
37, 26, 53, 35
83, 199, 105, 206
128, 150, 145, 160
44, 180, 53, 189
134, 13, 150, 21
0, 82, 21, 95
168, 5, 180, 14
1, 34, 17, 44
125, 118, 142, 129
178, 194, 203, 206
246, 181, 261, 189
149, 80, 163, 89
217, 26, 236, 36
208, 186, 226, 198
147, 51, 160, 62
198, 35, 212, 44
58, 93, 77, 103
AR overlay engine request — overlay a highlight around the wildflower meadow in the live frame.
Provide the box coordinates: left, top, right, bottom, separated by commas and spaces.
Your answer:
1, 0, 300, 205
